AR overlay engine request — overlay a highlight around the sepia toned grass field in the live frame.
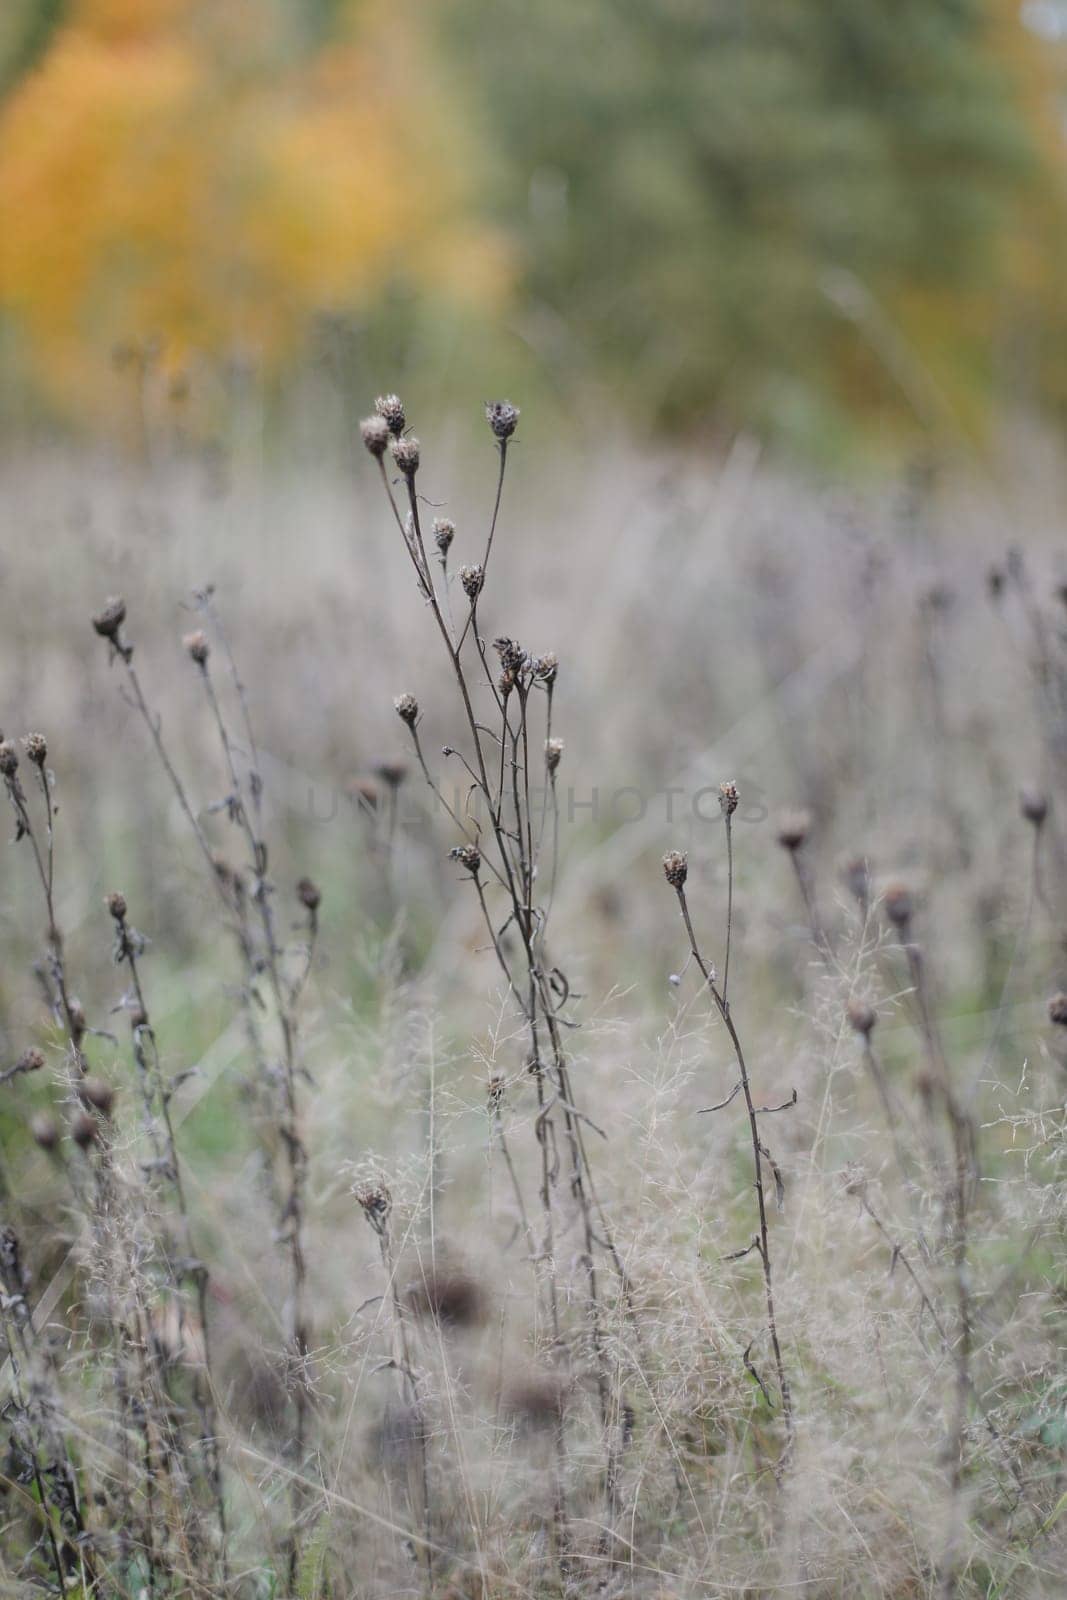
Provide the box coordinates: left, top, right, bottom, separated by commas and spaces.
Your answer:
1, 404, 1067, 1598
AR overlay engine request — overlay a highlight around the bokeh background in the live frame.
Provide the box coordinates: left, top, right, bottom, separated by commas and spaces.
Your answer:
2, 0, 1067, 462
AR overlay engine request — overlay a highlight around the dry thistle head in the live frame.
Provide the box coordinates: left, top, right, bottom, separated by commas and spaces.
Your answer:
0, 741, 18, 778
883, 882, 914, 932
718, 780, 739, 817
776, 808, 811, 852
532, 651, 558, 683
183, 629, 210, 666
91, 595, 127, 641
354, 1179, 392, 1235
433, 517, 455, 555
847, 1000, 877, 1037
296, 876, 321, 912
375, 394, 406, 437
374, 759, 407, 790
842, 854, 871, 905
662, 849, 688, 889
71, 1111, 98, 1151
460, 563, 485, 602
390, 435, 420, 478
79, 1077, 115, 1116
360, 415, 390, 458
449, 843, 482, 878
1047, 993, 1067, 1027
493, 637, 527, 677
485, 400, 520, 441
31, 1112, 58, 1152
22, 733, 47, 768
394, 692, 419, 727
545, 737, 564, 774
105, 890, 127, 922
1020, 787, 1048, 828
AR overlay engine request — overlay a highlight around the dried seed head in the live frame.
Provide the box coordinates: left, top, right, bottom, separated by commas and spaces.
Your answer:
296, 876, 321, 912
842, 855, 871, 905
545, 737, 564, 774
1020, 787, 1048, 827
841, 1161, 868, 1198
31, 1113, 59, 1152
459, 564, 485, 602
1048, 992, 1067, 1027
390, 435, 420, 478
493, 637, 527, 676
360, 415, 390, 458
375, 394, 406, 437
394, 693, 419, 727
67, 999, 86, 1044
883, 882, 914, 931
485, 400, 520, 440
847, 1000, 877, 1037
662, 849, 688, 889
718, 780, 739, 817
71, 1111, 98, 1151
433, 517, 455, 554
354, 1179, 392, 1234
776, 809, 811, 852
23, 733, 47, 767
79, 1078, 115, 1116
449, 843, 482, 878
532, 652, 558, 683
92, 596, 127, 640
374, 760, 407, 790
406, 1263, 488, 1328
183, 630, 210, 666
0, 741, 18, 777
105, 890, 127, 922
16, 1047, 46, 1074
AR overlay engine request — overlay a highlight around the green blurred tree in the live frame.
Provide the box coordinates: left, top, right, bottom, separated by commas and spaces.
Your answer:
442, 0, 1037, 452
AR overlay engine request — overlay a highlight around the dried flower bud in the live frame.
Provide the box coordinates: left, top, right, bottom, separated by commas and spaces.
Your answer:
718, 781, 739, 817
92, 596, 127, 640
493, 637, 526, 675
532, 652, 558, 683
485, 400, 520, 440
883, 883, 913, 931
460, 564, 484, 602
1048, 993, 1067, 1027
354, 1179, 392, 1234
374, 760, 407, 790
16, 1047, 46, 1075
390, 435, 420, 478
79, 1078, 115, 1116
106, 890, 127, 921
296, 877, 321, 912
67, 999, 86, 1044
842, 855, 871, 906
183, 630, 210, 666
31, 1113, 59, 1152
71, 1111, 98, 1151
394, 693, 419, 726
375, 394, 406, 437
0, 741, 18, 777
545, 738, 564, 774
433, 518, 455, 555
776, 809, 811, 852
847, 1000, 877, 1037
1020, 788, 1048, 827
23, 733, 47, 767
449, 843, 482, 878
662, 850, 688, 889
360, 415, 390, 458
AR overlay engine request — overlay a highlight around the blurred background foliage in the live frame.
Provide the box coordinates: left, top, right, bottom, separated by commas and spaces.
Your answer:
0, 0, 1065, 460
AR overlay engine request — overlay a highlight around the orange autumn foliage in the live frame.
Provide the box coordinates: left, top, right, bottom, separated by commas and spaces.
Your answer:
0, 0, 504, 414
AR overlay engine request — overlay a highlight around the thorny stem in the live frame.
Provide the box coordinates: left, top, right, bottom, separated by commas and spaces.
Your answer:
672, 883, 795, 1464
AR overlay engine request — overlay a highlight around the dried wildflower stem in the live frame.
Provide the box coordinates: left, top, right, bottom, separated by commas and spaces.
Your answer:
669, 872, 794, 1458
110, 897, 228, 1565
